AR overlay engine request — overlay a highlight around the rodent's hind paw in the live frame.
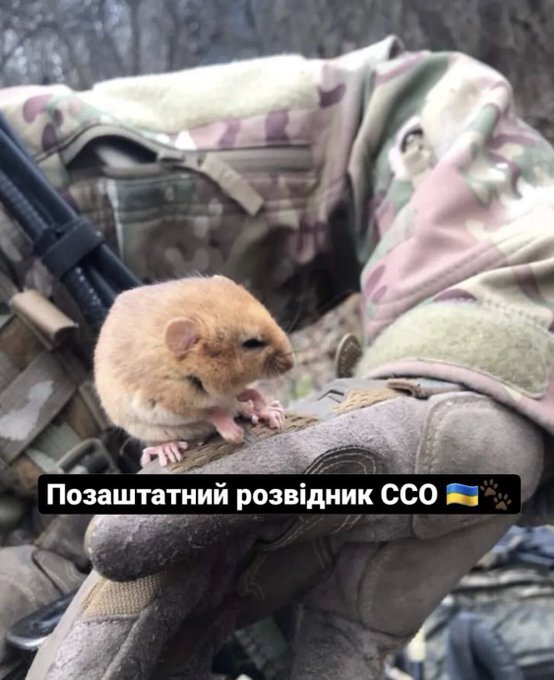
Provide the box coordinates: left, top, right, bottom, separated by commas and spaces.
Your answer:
141, 440, 188, 468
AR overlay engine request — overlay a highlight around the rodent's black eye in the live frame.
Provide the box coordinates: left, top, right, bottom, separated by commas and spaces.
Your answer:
186, 375, 206, 392
242, 338, 267, 350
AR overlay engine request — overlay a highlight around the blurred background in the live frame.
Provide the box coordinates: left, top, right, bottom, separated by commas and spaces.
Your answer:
1, 0, 553, 142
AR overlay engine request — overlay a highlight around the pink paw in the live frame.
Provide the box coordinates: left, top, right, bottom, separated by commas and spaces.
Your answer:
218, 419, 244, 444
239, 400, 257, 420
261, 400, 286, 428
242, 400, 285, 429
141, 441, 188, 468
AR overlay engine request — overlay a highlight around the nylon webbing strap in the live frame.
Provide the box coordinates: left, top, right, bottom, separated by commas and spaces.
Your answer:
0, 350, 76, 465
0, 315, 43, 369
0, 273, 115, 495
0, 351, 18, 391
10, 289, 78, 350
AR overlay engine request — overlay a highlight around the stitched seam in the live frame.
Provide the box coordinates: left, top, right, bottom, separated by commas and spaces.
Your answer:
82, 578, 109, 613
421, 395, 491, 475
358, 543, 391, 626
274, 449, 377, 545
100, 577, 179, 678
80, 614, 138, 624
367, 356, 548, 398
309, 456, 374, 475
241, 554, 268, 600
416, 395, 498, 533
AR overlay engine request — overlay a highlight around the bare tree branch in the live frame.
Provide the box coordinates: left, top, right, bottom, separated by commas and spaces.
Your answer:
0, 0, 551, 140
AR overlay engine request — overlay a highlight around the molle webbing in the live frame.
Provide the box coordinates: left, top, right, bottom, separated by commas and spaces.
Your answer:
0, 279, 112, 496
171, 412, 320, 473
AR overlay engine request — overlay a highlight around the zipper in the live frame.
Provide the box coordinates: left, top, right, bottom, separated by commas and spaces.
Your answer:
57, 124, 170, 165
58, 124, 313, 216
58, 123, 313, 172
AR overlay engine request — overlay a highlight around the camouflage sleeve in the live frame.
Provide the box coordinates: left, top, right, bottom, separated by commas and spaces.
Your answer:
353, 49, 554, 434
1, 39, 552, 432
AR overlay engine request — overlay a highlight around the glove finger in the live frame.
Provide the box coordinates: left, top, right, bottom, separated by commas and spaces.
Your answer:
289, 606, 396, 680
26, 563, 212, 680
26, 536, 252, 680
86, 386, 416, 582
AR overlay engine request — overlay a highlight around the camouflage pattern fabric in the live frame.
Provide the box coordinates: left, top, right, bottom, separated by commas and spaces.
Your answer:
0, 37, 399, 331
0, 34, 552, 438
0, 270, 118, 500
424, 561, 554, 679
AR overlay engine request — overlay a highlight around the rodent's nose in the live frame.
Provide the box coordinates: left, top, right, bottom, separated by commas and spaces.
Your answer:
276, 351, 295, 373
285, 352, 295, 371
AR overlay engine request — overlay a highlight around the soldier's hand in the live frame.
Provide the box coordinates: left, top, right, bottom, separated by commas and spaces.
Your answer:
27, 378, 544, 680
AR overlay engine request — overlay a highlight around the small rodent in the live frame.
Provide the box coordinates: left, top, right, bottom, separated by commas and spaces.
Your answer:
94, 275, 295, 467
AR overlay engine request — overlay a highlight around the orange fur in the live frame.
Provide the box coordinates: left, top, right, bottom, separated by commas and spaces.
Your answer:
94, 275, 294, 444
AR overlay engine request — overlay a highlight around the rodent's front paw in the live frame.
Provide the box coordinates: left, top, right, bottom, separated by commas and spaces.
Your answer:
141, 441, 188, 467
247, 400, 285, 429
264, 401, 286, 428
219, 420, 245, 444
239, 400, 256, 421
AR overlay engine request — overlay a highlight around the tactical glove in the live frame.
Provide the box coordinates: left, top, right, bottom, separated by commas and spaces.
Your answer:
0, 514, 91, 679
27, 377, 545, 680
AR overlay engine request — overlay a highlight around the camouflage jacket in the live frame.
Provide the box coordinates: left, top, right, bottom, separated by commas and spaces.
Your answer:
0, 34, 553, 440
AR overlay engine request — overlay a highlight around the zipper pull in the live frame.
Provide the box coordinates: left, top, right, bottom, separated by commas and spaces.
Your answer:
158, 150, 264, 216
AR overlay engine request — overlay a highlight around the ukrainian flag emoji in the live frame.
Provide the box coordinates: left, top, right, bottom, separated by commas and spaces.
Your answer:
446, 483, 479, 507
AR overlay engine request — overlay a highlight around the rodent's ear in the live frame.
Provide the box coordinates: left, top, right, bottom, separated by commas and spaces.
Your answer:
165, 317, 199, 358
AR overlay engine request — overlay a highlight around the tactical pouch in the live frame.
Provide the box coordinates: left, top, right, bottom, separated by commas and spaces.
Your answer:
0, 38, 402, 329
0, 273, 117, 497
60, 124, 329, 328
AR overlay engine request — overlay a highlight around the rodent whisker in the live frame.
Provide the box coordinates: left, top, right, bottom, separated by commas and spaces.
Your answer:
270, 365, 289, 379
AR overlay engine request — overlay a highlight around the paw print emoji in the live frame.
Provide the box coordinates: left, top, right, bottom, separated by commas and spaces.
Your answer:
480, 479, 498, 498
493, 493, 512, 511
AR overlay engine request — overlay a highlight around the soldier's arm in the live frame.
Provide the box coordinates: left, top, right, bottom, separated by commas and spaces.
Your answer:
350, 47, 554, 437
